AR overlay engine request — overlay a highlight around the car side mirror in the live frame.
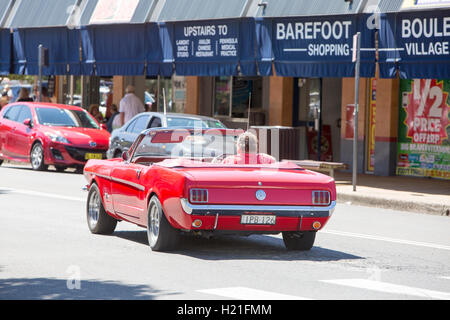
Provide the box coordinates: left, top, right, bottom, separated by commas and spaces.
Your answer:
100, 124, 107, 131
122, 151, 129, 161
23, 118, 33, 128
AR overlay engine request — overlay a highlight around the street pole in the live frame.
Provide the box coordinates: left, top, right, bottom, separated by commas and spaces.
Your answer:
38, 45, 43, 102
352, 32, 361, 192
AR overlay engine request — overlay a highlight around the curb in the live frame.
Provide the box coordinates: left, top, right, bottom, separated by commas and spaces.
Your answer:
337, 192, 450, 216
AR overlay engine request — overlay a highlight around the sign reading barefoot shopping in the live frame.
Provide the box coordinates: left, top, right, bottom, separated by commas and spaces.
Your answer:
397, 79, 450, 180
272, 15, 375, 77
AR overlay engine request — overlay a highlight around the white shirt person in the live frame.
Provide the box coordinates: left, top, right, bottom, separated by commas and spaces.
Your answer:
119, 85, 145, 127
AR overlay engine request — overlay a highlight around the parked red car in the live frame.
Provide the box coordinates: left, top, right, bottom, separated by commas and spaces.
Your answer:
0, 102, 111, 171
84, 128, 336, 252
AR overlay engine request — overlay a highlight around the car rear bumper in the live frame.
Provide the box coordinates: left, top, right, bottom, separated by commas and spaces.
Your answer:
172, 199, 336, 232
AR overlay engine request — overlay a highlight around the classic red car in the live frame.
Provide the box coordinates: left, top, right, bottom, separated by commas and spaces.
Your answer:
0, 102, 110, 171
84, 128, 336, 251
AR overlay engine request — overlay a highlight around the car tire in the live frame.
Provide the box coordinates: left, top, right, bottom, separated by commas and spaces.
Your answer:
0, 159, 3, 166
147, 195, 180, 252
86, 183, 117, 234
282, 231, 316, 251
30, 142, 48, 171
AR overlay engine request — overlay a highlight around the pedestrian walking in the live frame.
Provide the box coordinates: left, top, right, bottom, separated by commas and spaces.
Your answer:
106, 104, 121, 132
119, 85, 145, 127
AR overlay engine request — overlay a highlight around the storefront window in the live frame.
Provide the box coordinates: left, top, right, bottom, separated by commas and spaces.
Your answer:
231, 77, 252, 118
214, 76, 263, 121
146, 76, 186, 113
214, 77, 231, 117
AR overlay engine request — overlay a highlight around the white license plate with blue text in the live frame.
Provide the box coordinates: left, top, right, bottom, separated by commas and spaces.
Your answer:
240, 214, 276, 225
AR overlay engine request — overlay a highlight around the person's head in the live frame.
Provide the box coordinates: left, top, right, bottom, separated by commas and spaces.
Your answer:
88, 104, 99, 115
18, 87, 30, 100
41, 86, 48, 97
125, 85, 135, 94
236, 131, 258, 154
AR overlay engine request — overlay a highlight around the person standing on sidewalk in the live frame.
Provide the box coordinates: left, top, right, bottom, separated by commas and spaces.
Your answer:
119, 85, 145, 127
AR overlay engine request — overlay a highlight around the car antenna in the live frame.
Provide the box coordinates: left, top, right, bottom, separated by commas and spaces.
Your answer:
246, 91, 252, 131
162, 88, 167, 116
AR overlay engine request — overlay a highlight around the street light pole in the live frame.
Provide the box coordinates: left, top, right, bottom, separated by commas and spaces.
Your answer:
352, 32, 361, 192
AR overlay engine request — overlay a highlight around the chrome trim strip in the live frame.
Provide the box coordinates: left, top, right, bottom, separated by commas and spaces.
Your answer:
184, 201, 336, 212
84, 170, 145, 192
84, 171, 111, 181
111, 177, 146, 192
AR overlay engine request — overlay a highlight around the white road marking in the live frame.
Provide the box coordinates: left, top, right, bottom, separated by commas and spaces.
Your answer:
0, 187, 85, 202
322, 229, 450, 251
197, 287, 309, 300
321, 279, 450, 300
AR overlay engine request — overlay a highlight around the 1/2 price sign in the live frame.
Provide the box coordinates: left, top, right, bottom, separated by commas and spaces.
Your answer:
397, 79, 450, 180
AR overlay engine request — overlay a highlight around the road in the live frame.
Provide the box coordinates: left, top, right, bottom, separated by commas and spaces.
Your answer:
0, 163, 449, 300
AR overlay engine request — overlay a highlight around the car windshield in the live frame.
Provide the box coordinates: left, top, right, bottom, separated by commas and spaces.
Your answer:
35, 107, 100, 129
166, 116, 225, 129
133, 129, 237, 159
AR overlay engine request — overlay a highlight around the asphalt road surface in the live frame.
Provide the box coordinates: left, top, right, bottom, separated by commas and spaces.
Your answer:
0, 163, 449, 300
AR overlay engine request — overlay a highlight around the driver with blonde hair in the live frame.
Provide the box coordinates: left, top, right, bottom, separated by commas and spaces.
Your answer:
222, 131, 276, 165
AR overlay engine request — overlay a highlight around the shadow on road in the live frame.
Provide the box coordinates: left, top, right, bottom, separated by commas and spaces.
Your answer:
0, 277, 176, 300
113, 230, 362, 262
1, 165, 82, 175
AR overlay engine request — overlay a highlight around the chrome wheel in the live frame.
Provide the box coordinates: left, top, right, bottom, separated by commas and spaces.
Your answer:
88, 189, 100, 230
86, 184, 117, 235
148, 200, 160, 245
31, 144, 44, 170
146, 196, 180, 251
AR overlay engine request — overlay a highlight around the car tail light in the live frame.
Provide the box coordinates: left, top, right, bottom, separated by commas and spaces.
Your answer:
312, 191, 330, 205
190, 188, 208, 203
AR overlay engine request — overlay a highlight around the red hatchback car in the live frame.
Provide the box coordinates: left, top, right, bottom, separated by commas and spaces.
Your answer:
0, 102, 111, 171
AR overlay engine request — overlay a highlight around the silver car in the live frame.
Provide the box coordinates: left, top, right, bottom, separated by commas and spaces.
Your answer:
107, 112, 227, 159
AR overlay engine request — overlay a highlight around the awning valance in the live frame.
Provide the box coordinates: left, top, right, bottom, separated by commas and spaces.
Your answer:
80, 23, 173, 76
378, 9, 450, 79
12, 27, 81, 75
256, 13, 377, 78
167, 18, 258, 76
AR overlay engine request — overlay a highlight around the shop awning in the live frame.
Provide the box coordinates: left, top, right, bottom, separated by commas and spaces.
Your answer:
5, 0, 81, 75
11, 27, 81, 75
80, 23, 172, 76
78, 0, 172, 76
157, 0, 258, 76
163, 18, 256, 76
253, 0, 376, 78
378, 9, 450, 79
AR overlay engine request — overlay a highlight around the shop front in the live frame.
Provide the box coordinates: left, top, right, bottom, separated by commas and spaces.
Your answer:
378, 2, 450, 180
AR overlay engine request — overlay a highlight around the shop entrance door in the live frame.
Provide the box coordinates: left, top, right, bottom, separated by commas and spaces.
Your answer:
293, 78, 323, 161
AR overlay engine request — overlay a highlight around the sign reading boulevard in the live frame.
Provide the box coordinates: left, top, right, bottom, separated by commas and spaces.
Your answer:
379, 10, 450, 78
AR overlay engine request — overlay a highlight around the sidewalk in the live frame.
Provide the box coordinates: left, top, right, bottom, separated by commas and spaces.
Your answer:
334, 172, 450, 216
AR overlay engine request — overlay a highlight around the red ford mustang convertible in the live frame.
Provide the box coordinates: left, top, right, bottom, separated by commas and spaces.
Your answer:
84, 128, 336, 251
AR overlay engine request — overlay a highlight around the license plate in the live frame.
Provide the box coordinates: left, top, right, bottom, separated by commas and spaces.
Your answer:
240, 214, 276, 225
85, 153, 102, 160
